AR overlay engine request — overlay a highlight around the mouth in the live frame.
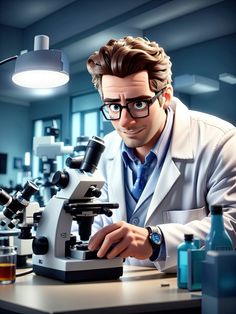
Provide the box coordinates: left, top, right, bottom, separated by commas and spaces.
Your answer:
121, 128, 144, 136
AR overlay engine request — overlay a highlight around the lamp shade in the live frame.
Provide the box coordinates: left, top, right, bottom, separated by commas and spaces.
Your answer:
12, 35, 69, 88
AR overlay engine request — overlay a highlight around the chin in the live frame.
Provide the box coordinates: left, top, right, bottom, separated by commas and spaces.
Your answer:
123, 138, 145, 148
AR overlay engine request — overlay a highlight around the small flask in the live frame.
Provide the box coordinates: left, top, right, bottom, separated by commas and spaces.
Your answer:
177, 234, 197, 289
205, 205, 233, 251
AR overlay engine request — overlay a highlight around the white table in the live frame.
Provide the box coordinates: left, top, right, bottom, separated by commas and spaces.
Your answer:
0, 265, 201, 314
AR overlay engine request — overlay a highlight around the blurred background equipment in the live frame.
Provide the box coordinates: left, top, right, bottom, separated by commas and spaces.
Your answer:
0, 181, 40, 267
33, 120, 74, 206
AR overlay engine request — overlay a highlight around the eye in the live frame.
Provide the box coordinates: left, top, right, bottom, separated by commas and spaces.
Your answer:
108, 104, 121, 112
133, 101, 147, 110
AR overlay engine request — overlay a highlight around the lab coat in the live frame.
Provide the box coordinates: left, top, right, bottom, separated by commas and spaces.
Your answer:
93, 97, 236, 272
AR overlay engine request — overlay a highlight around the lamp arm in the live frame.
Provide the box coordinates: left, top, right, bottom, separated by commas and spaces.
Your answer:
0, 55, 18, 66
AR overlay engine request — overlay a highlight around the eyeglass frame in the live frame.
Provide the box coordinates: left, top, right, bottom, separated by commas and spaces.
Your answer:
100, 88, 165, 121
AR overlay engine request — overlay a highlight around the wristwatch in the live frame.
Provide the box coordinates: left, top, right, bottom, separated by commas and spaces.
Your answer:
146, 226, 163, 261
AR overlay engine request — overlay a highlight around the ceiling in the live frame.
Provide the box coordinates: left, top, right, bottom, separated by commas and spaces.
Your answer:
0, 0, 235, 104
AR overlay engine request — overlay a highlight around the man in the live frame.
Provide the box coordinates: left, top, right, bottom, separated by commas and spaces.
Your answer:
86, 36, 236, 272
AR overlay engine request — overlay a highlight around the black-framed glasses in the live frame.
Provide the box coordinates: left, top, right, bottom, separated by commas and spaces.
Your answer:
100, 89, 164, 121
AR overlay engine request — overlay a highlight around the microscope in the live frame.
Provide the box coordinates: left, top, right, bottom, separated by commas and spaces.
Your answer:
32, 136, 123, 282
0, 181, 41, 266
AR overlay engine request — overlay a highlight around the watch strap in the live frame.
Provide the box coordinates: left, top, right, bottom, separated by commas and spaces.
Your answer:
149, 246, 161, 262
146, 226, 162, 262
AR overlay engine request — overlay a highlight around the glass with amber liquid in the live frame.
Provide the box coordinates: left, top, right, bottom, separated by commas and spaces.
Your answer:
0, 246, 16, 284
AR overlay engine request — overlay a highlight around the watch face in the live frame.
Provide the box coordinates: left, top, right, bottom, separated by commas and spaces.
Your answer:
151, 232, 161, 245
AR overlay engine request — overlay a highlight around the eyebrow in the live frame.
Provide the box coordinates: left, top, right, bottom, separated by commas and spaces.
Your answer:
103, 95, 153, 102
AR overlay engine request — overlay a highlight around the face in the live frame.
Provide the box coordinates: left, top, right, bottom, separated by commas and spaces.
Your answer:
102, 71, 168, 159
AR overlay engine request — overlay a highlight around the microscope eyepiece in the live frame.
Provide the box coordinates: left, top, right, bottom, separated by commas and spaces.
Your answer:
0, 188, 12, 206
66, 156, 83, 169
65, 136, 105, 173
0, 181, 39, 228
21, 181, 39, 200
80, 136, 105, 173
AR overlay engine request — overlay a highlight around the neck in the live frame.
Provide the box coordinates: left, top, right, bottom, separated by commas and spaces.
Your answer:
211, 214, 224, 229
133, 147, 151, 163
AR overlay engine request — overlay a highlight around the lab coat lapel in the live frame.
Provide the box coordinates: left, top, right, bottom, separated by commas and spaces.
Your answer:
145, 98, 194, 223
145, 151, 180, 223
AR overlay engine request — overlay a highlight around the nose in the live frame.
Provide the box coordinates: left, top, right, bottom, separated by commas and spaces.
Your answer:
118, 107, 136, 128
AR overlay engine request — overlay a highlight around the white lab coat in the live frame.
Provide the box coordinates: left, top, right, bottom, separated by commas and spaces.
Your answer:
93, 97, 236, 272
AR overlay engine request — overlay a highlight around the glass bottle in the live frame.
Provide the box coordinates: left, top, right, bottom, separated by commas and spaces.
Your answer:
177, 234, 197, 289
205, 205, 233, 251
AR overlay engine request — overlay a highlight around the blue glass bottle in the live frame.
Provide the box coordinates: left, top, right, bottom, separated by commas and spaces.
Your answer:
205, 205, 233, 251
177, 234, 197, 289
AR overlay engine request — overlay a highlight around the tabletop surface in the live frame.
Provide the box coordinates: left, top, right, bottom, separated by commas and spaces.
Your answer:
0, 265, 201, 314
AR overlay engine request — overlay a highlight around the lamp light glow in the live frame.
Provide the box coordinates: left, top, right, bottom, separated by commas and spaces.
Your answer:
11, 35, 69, 89
12, 70, 69, 88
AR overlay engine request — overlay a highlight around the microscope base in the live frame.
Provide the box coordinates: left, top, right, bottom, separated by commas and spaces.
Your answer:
33, 264, 123, 282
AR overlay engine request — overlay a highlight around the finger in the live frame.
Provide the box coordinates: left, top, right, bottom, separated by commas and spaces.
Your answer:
97, 227, 127, 257
88, 232, 104, 251
88, 222, 122, 251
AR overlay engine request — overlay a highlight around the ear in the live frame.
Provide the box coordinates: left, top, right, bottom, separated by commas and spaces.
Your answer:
162, 85, 173, 110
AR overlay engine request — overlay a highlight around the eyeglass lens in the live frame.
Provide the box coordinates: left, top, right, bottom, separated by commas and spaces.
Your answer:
103, 101, 149, 119
101, 90, 163, 120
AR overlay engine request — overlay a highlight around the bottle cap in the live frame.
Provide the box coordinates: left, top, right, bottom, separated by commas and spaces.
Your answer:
184, 234, 194, 241
210, 205, 223, 215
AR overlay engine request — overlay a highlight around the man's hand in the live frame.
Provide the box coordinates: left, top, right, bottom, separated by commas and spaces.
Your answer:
88, 221, 153, 260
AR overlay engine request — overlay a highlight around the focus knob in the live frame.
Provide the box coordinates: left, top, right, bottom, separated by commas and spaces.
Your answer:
52, 170, 69, 188
32, 236, 49, 255
91, 187, 102, 198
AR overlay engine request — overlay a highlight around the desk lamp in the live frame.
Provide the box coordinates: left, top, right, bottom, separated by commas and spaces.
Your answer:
0, 35, 69, 88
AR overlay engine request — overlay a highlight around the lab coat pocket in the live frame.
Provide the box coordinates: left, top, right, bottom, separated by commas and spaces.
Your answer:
162, 207, 206, 224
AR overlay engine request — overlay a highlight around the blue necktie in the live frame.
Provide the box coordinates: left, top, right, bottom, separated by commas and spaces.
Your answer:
131, 153, 155, 201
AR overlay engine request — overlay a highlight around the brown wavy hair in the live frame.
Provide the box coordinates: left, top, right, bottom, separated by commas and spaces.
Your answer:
87, 36, 172, 95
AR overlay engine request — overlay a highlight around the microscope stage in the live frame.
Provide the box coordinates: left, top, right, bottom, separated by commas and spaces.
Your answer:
70, 247, 99, 260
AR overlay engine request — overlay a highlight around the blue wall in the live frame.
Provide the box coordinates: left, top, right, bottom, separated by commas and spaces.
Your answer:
170, 33, 236, 124
0, 101, 31, 186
